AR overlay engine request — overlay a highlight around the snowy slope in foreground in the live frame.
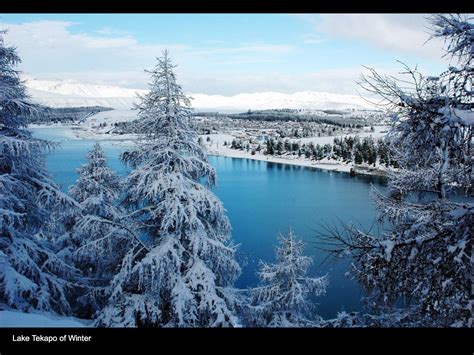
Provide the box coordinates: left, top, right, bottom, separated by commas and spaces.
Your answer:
24, 76, 374, 111
0, 311, 88, 327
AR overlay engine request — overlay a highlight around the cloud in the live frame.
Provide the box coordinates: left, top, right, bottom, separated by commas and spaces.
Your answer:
0, 17, 443, 96
0, 20, 297, 92
302, 33, 326, 45
26, 70, 151, 89
180, 67, 381, 96
179, 64, 438, 97
302, 14, 446, 60
0, 21, 187, 77
196, 44, 295, 55
94, 27, 131, 37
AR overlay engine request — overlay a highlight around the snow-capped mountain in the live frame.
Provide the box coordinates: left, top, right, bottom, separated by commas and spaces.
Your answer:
24, 76, 374, 112
189, 91, 374, 111
24, 76, 145, 110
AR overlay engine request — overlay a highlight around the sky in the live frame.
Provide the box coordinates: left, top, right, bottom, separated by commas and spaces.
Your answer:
0, 14, 455, 96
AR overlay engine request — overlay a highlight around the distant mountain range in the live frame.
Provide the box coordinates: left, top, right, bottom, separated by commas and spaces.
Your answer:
24, 76, 375, 112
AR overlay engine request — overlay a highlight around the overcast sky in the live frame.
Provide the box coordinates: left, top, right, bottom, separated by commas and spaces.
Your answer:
0, 14, 454, 95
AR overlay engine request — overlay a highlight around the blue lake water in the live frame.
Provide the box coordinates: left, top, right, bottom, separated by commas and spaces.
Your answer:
32, 126, 387, 319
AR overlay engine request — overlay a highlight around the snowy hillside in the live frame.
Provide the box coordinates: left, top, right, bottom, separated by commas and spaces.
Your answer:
25, 76, 145, 110
190, 91, 374, 112
24, 76, 374, 112
82, 109, 139, 127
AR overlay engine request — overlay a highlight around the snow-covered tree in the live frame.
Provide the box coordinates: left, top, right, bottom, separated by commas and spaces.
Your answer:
323, 307, 426, 328
246, 229, 328, 327
0, 30, 78, 314
69, 143, 124, 272
320, 14, 473, 327
66, 143, 131, 318
96, 51, 241, 327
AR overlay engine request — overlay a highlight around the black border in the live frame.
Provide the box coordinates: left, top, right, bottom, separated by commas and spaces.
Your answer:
1, 5, 472, 355
0, 1, 471, 14
1, 327, 473, 354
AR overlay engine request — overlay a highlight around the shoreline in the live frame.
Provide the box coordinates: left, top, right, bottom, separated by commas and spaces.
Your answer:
31, 124, 388, 178
206, 148, 387, 178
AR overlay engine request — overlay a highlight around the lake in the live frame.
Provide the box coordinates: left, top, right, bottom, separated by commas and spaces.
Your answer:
32, 126, 387, 319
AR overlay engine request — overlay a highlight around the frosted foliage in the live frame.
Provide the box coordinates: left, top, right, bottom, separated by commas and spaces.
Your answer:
248, 230, 328, 327
324, 308, 435, 328
0, 31, 77, 315
326, 15, 473, 327
69, 143, 121, 217
68, 143, 131, 295
96, 51, 241, 327
430, 14, 474, 66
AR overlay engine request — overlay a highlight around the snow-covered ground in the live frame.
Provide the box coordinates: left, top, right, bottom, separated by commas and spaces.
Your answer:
32, 108, 389, 176
24, 75, 375, 111
82, 109, 139, 126
295, 125, 388, 145
0, 310, 89, 327
68, 129, 138, 144
201, 130, 389, 176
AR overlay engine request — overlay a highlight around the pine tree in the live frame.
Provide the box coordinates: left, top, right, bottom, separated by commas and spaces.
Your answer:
321, 14, 473, 327
0, 30, 78, 315
276, 139, 284, 155
67, 143, 131, 318
96, 51, 241, 327
354, 144, 364, 164
323, 143, 332, 158
247, 229, 328, 327
265, 139, 275, 155
291, 141, 300, 154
